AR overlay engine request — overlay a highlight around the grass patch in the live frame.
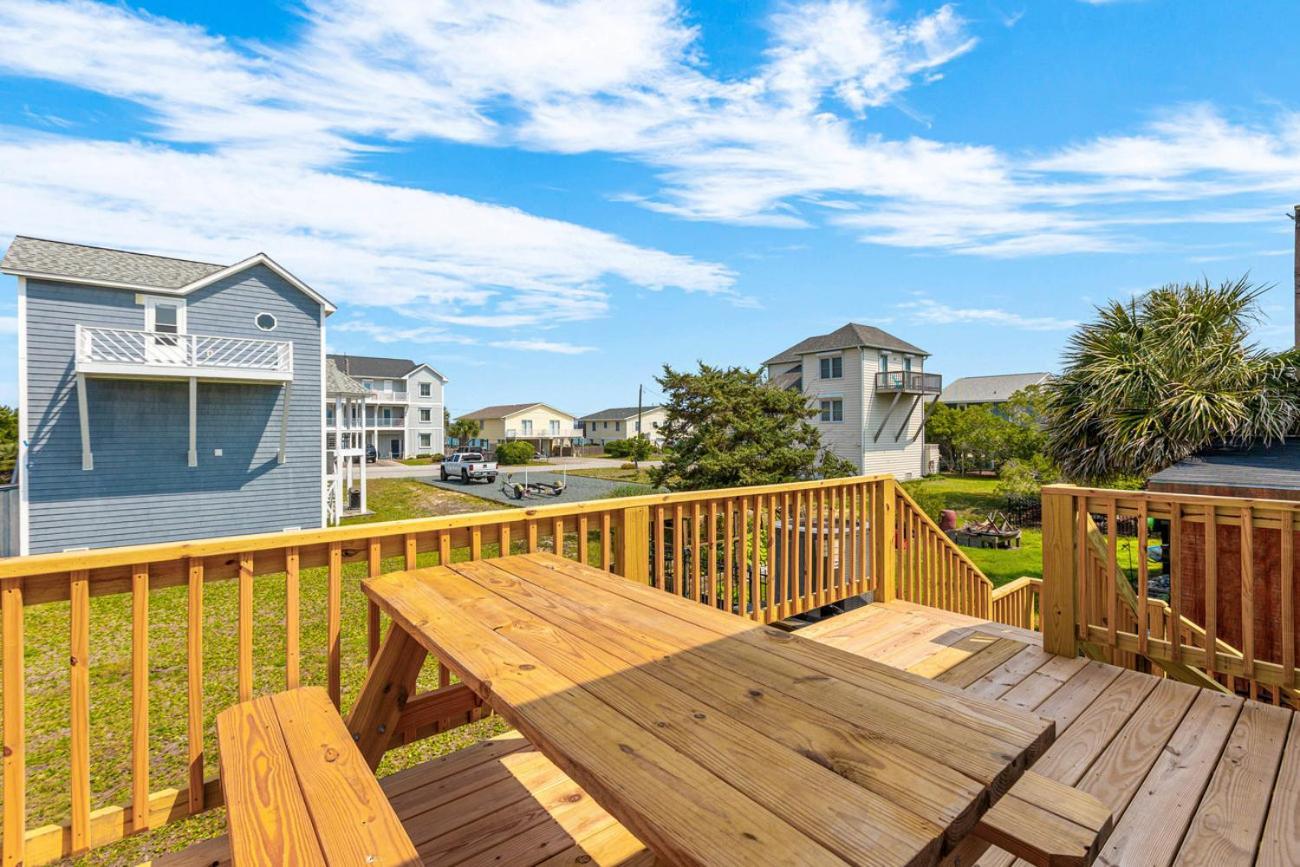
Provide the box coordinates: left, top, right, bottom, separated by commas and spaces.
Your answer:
569, 466, 656, 485
6, 477, 516, 865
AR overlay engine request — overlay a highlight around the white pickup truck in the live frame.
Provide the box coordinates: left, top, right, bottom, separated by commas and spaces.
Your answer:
440, 452, 498, 484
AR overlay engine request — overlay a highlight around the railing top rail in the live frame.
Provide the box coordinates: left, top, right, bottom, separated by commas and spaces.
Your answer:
1043, 483, 1300, 513
78, 324, 291, 346
0, 474, 894, 580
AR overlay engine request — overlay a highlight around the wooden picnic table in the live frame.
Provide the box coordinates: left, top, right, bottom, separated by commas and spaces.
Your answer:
351, 552, 1108, 866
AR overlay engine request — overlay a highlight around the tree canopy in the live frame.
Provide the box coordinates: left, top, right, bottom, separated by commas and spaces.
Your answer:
651, 363, 855, 491
926, 385, 1049, 474
1044, 277, 1300, 483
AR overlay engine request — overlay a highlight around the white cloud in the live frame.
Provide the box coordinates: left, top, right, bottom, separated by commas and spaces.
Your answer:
906, 298, 1078, 330
490, 339, 596, 354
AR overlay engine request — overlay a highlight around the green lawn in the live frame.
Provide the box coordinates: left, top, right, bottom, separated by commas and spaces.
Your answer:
568, 466, 657, 485
9, 478, 515, 865
902, 474, 1143, 587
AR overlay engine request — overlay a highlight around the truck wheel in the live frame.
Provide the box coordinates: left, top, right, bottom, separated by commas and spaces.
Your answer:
462, 469, 470, 483
440, 467, 448, 481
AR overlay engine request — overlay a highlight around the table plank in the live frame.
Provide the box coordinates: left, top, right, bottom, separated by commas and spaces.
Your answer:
216, 695, 326, 866
269, 688, 420, 866
492, 555, 1044, 793
454, 557, 1002, 845
366, 568, 851, 866
429, 560, 945, 865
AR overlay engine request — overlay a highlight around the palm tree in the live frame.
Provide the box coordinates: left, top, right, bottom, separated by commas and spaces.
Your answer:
1045, 277, 1300, 483
448, 418, 481, 450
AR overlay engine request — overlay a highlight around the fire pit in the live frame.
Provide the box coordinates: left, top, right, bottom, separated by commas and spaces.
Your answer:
952, 512, 1022, 549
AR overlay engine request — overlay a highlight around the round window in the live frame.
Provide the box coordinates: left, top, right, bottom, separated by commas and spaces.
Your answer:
255, 313, 277, 331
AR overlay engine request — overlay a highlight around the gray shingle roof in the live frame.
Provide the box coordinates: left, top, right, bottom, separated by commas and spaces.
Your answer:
579, 406, 662, 422
764, 323, 928, 366
328, 354, 418, 379
1, 236, 224, 289
938, 372, 1053, 405
1149, 440, 1300, 494
325, 360, 368, 396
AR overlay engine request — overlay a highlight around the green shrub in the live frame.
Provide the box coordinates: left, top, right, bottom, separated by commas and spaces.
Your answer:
495, 441, 535, 465
900, 479, 945, 521
604, 483, 655, 498
430, 453, 444, 462
604, 439, 632, 458
620, 462, 637, 470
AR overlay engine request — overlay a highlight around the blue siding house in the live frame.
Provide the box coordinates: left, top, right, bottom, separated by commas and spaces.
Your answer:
2, 236, 335, 554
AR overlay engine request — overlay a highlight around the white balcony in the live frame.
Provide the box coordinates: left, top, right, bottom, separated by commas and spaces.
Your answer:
506, 427, 583, 439
75, 325, 293, 383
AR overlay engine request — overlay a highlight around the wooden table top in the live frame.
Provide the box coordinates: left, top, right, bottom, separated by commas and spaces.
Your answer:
362, 552, 1057, 867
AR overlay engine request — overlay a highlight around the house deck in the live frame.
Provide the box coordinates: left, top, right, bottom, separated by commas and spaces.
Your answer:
800, 600, 1300, 867
153, 599, 1298, 867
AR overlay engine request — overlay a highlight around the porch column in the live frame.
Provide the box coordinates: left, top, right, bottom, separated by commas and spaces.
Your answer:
358, 395, 368, 514
75, 373, 93, 471
187, 377, 198, 468
334, 396, 344, 521
278, 383, 291, 464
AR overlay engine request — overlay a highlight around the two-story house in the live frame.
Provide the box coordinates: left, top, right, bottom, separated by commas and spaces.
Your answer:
578, 405, 667, 446
459, 403, 579, 457
764, 322, 940, 480
3, 236, 333, 554
328, 355, 447, 459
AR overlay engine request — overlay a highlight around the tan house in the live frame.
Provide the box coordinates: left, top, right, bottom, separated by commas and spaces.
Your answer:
578, 405, 667, 446
459, 402, 580, 457
764, 322, 941, 480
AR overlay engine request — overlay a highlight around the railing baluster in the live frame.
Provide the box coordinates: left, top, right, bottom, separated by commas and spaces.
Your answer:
691, 503, 702, 605
368, 538, 382, 663
471, 524, 483, 561
70, 568, 90, 855
674, 504, 684, 596
238, 552, 254, 702
131, 563, 150, 832
578, 515, 589, 567
767, 494, 777, 622
3, 575, 25, 867
327, 541, 342, 708
1106, 499, 1118, 648
725, 498, 735, 613
552, 517, 564, 561
750, 495, 762, 621
654, 507, 666, 590
186, 558, 204, 813
501, 523, 512, 560
1203, 508, 1216, 676
1137, 501, 1149, 658
739, 496, 751, 617
600, 513, 611, 572
1240, 506, 1255, 681
1170, 504, 1183, 664
286, 546, 300, 689
1283, 510, 1295, 694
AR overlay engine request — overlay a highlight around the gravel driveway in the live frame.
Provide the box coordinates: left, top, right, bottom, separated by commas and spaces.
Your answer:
421, 470, 652, 506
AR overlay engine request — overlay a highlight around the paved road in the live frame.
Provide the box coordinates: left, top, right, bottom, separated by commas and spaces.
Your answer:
369, 455, 661, 479
422, 470, 654, 506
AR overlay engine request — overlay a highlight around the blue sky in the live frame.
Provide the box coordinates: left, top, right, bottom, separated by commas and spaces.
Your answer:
0, 1, 1297, 415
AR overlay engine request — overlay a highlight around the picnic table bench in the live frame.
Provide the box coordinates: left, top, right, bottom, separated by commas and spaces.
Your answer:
215, 686, 421, 866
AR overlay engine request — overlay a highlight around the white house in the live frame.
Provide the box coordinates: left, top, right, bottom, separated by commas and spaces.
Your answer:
328, 354, 447, 459
578, 405, 667, 446
764, 322, 940, 480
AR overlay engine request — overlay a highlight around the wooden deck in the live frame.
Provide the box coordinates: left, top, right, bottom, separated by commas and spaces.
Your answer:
799, 600, 1300, 866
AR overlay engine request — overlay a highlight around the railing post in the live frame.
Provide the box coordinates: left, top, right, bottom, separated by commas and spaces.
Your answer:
1041, 488, 1079, 657
873, 479, 896, 602
614, 505, 649, 584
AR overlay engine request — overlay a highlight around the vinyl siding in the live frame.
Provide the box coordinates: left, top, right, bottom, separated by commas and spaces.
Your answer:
24, 265, 323, 553
404, 368, 444, 455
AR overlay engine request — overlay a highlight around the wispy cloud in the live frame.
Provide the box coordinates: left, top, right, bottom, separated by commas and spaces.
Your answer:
490, 339, 596, 354
906, 298, 1079, 331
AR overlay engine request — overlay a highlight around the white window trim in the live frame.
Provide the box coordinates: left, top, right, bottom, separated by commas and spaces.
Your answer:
144, 296, 187, 333
819, 398, 845, 423
419, 409, 433, 424
818, 353, 843, 380
254, 312, 278, 331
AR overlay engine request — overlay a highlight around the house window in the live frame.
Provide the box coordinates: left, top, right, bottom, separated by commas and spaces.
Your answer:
145, 297, 185, 334
549, 420, 560, 435
614, 421, 621, 431
419, 382, 432, 397
419, 433, 432, 448
362, 379, 373, 390
819, 355, 842, 379
819, 399, 843, 422
419, 409, 432, 423
522, 420, 533, 435
904, 356, 913, 373
879, 352, 889, 372
254, 313, 277, 331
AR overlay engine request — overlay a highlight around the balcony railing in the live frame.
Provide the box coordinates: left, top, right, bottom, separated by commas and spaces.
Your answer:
874, 370, 942, 394
505, 426, 583, 439
75, 325, 293, 381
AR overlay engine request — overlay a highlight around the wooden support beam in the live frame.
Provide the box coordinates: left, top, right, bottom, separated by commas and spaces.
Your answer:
873, 390, 903, 442
1041, 491, 1079, 658
187, 377, 197, 468
278, 382, 290, 464
76, 372, 92, 471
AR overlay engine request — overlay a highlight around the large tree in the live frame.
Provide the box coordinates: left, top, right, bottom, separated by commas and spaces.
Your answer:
1045, 277, 1300, 483
651, 362, 854, 491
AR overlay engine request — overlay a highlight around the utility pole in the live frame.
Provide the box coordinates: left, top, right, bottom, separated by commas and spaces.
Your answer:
1292, 204, 1299, 347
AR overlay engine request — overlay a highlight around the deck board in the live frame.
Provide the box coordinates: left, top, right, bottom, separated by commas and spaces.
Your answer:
800, 600, 1300, 867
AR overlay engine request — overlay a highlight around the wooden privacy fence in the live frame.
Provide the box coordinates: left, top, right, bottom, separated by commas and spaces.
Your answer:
0, 474, 1002, 865
1041, 485, 1299, 708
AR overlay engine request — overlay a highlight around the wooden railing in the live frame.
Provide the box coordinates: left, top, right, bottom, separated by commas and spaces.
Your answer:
1042, 485, 1299, 707
990, 577, 1041, 631
0, 474, 999, 864
894, 485, 995, 618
